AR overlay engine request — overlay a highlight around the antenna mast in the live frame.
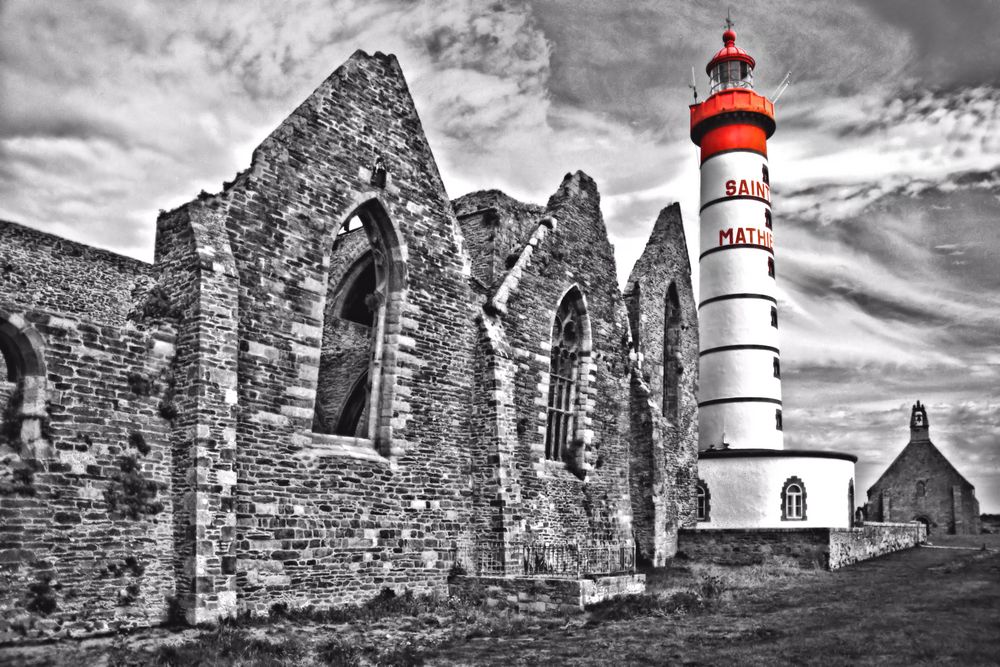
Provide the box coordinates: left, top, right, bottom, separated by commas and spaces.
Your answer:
771, 71, 792, 103
689, 66, 699, 103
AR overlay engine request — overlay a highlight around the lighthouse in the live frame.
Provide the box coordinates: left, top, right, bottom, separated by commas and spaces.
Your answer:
690, 20, 781, 452
687, 20, 857, 530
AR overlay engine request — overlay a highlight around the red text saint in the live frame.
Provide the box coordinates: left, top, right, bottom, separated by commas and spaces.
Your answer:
724, 179, 770, 201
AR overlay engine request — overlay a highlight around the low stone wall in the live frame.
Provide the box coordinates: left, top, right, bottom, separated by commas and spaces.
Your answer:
677, 528, 831, 568
679, 523, 926, 570
828, 521, 926, 569
448, 574, 646, 613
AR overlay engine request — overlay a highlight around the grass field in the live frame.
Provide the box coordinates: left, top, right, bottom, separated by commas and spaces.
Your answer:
2, 534, 998, 666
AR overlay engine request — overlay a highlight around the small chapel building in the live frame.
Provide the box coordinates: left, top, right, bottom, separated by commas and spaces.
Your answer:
866, 401, 981, 535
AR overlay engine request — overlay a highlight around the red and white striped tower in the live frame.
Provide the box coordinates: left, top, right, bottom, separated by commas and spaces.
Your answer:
690, 22, 781, 451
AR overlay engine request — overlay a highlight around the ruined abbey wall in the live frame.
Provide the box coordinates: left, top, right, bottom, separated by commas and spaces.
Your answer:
151, 51, 481, 618
0, 49, 698, 641
466, 173, 636, 548
0, 222, 177, 640
624, 204, 699, 565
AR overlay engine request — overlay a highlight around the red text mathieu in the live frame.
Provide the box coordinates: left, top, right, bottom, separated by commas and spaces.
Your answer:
719, 227, 773, 249
724, 179, 770, 201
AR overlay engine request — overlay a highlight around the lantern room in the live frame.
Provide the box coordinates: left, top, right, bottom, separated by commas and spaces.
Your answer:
707, 27, 756, 95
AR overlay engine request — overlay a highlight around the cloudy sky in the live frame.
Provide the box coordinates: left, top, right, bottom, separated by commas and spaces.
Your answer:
2, 1, 998, 511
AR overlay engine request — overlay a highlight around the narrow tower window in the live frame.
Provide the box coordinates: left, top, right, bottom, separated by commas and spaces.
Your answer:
696, 481, 711, 522
773, 357, 781, 379
775, 409, 783, 431
767, 257, 775, 278
770, 306, 778, 328
762, 164, 770, 185
764, 209, 772, 229
663, 282, 681, 421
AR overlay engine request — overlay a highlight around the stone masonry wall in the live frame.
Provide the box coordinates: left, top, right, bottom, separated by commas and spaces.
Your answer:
678, 528, 831, 568
624, 204, 699, 565
828, 522, 926, 569
466, 172, 634, 549
0, 220, 154, 327
679, 523, 926, 570
0, 225, 178, 640
453, 190, 544, 289
158, 51, 479, 617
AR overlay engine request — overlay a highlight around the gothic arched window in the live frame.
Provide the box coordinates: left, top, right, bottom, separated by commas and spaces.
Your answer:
313, 200, 405, 455
545, 288, 590, 462
781, 476, 807, 521
663, 282, 681, 421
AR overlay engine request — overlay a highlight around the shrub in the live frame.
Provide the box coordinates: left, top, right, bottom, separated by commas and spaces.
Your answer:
125, 372, 153, 397
317, 636, 363, 666
110, 625, 308, 666
104, 454, 164, 519
25, 572, 59, 615
128, 431, 151, 456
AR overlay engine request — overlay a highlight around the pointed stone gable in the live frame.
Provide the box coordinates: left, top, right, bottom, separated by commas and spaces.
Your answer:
623, 203, 699, 565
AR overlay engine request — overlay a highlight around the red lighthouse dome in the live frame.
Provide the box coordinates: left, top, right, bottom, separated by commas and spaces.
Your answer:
706, 28, 756, 94
690, 20, 774, 159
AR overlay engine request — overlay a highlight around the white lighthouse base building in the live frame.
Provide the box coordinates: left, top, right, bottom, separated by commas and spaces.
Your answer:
695, 450, 856, 529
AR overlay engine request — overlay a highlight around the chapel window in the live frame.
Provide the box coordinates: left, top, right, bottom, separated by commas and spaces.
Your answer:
782, 477, 806, 521
916, 481, 926, 498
